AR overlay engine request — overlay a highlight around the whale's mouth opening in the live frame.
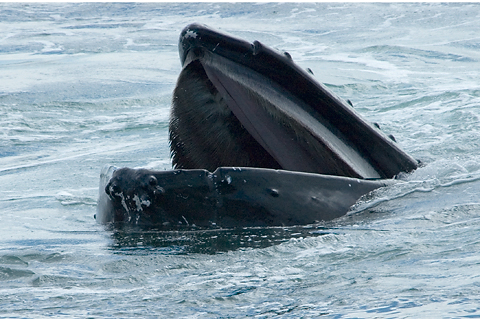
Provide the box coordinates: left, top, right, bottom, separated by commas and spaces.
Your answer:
169, 23, 418, 180
169, 60, 283, 173
171, 56, 376, 178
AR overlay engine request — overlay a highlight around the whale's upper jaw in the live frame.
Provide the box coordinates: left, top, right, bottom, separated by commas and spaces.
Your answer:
179, 23, 254, 68
173, 23, 418, 179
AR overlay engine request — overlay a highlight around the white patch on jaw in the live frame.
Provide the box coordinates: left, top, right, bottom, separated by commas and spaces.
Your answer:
109, 185, 130, 214
184, 29, 197, 39
133, 194, 151, 212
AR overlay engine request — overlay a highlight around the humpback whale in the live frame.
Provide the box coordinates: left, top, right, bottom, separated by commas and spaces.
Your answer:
96, 23, 418, 229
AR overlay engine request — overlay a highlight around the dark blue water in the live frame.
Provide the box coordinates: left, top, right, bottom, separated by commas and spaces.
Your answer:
2, 3, 480, 318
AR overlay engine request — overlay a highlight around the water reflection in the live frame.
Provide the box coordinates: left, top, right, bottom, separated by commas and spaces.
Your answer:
109, 226, 329, 254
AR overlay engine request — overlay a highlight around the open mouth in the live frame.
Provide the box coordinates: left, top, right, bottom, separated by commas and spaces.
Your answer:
96, 23, 418, 229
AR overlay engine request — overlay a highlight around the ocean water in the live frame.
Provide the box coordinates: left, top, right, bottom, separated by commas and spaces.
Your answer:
1, 2, 480, 318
